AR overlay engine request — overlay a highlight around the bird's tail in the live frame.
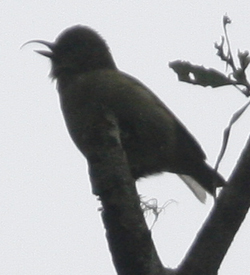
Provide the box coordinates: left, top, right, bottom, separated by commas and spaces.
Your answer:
178, 174, 207, 203
178, 166, 225, 203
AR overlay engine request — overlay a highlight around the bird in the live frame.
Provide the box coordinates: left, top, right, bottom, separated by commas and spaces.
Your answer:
29, 25, 225, 202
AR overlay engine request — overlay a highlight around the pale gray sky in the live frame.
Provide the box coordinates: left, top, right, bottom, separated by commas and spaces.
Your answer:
1, 1, 250, 274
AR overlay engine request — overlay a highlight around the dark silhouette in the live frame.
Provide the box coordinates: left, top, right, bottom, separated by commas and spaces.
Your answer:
27, 21, 250, 274
30, 25, 224, 202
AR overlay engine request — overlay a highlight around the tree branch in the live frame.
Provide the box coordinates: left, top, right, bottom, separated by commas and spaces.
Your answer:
80, 103, 250, 275
177, 135, 250, 275
83, 105, 172, 275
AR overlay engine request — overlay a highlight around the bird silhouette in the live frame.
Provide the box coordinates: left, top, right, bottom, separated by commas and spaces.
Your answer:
30, 25, 225, 202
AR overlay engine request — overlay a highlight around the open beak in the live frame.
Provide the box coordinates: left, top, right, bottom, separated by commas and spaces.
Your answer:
22, 40, 54, 58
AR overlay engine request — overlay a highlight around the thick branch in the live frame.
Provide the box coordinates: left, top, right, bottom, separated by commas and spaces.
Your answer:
83, 106, 171, 275
177, 135, 250, 275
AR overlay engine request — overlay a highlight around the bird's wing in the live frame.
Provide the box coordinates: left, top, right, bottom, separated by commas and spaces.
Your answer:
120, 72, 207, 161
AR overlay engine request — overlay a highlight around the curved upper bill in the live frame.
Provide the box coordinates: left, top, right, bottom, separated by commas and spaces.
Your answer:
22, 40, 54, 58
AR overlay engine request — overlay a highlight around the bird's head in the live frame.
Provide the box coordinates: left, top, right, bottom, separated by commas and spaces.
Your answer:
25, 25, 116, 78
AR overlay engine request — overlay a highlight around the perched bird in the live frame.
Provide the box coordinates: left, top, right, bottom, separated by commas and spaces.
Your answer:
30, 25, 224, 202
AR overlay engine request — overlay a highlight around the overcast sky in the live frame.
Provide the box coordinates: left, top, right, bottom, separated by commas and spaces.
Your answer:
1, 1, 250, 274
